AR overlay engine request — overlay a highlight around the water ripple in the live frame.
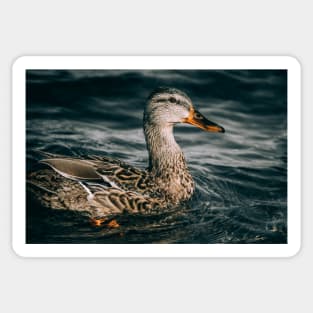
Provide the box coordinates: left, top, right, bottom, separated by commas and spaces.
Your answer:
26, 69, 287, 244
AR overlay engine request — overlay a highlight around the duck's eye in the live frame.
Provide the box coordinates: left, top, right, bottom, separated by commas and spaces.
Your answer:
194, 112, 203, 119
169, 97, 176, 103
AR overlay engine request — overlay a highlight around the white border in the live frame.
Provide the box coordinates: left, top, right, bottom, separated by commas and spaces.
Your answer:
12, 56, 301, 258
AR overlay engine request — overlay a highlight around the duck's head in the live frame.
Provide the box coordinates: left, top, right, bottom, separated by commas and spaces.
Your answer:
144, 87, 225, 133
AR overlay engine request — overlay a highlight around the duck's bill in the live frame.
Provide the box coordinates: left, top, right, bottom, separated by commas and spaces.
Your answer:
183, 110, 225, 133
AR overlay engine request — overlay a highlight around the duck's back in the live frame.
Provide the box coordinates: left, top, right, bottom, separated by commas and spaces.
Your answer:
27, 153, 162, 217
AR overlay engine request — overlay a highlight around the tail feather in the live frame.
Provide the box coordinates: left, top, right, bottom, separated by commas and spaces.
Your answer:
27, 179, 57, 195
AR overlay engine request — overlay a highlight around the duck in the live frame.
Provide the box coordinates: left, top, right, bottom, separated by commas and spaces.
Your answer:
28, 87, 225, 226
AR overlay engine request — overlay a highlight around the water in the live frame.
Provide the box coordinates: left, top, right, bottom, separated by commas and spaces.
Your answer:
26, 69, 287, 244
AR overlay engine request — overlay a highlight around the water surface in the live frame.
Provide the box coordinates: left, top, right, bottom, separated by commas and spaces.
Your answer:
26, 69, 287, 244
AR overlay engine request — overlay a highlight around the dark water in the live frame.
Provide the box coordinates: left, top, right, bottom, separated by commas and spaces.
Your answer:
26, 69, 287, 244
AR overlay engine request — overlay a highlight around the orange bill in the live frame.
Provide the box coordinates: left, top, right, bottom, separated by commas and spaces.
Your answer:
183, 109, 225, 133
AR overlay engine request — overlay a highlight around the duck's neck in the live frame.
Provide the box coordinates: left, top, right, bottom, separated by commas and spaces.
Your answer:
144, 123, 188, 177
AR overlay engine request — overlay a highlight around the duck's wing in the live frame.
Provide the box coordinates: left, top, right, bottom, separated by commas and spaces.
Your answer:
40, 156, 151, 193
89, 155, 152, 193
40, 158, 102, 180
28, 169, 162, 216
88, 187, 162, 216
27, 169, 96, 212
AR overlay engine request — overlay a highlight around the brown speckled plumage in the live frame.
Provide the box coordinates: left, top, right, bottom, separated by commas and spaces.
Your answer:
28, 87, 225, 218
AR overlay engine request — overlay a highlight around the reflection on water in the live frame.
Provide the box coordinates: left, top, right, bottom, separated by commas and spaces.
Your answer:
26, 69, 287, 244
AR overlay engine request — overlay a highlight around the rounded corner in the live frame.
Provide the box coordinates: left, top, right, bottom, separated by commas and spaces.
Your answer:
12, 55, 29, 72
286, 242, 302, 258
11, 241, 27, 259
284, 55, 301, 71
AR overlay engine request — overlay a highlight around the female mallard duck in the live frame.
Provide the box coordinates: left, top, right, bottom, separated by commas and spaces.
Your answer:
28, 87, 225, 225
